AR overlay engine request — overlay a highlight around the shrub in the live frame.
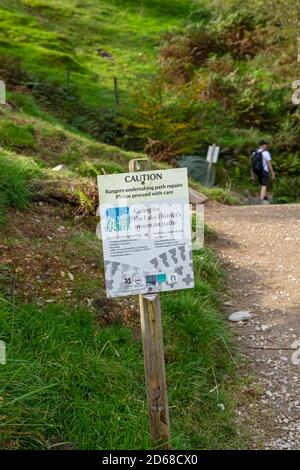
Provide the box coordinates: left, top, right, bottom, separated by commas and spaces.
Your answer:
272, 176, 300, 203
121, 75, 204, 160
275, 154, 300, 176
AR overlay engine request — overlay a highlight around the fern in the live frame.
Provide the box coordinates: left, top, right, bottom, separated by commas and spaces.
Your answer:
76, 189, 94, 214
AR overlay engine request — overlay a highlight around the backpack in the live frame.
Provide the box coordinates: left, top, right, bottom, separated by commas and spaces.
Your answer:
251, 149, 264, 174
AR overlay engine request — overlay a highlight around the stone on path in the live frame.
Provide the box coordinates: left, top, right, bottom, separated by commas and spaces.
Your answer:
228, 310, 253, 322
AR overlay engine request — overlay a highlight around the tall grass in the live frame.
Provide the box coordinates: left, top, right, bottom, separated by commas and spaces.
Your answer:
0, 300, 148, 450
0, 150, 41, 220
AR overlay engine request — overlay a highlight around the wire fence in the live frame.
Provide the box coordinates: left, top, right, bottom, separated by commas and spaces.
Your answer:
177, 155, 216, 188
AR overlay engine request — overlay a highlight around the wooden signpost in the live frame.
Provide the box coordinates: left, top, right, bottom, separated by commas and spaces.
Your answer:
97, 159, 194, 447
129, 158, 170, 445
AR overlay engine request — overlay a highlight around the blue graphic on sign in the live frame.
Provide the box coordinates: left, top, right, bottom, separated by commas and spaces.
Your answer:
106, 207, 130, 232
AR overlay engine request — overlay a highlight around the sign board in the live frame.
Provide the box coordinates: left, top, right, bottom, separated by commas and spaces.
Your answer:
98, 168, 194, 298
206, 145, 220, 164
0, 80, 6, 105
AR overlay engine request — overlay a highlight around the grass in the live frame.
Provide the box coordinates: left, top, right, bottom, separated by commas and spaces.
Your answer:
0, 105, 240, 210
0, 104, 146, 173
0, 246, 244, 450
0, 149, 41, 220
0, 0, 190, 110
0, 300, 148, 450
0, 121, 35, 149
190, 179, 239, 206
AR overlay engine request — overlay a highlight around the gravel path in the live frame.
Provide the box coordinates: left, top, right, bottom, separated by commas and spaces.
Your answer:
205, 203, 300, 450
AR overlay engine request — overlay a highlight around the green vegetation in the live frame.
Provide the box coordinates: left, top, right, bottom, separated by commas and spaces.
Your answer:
0, 149, 41, 220
0, 104, 143, 173
0, 0, 190, 141
273, 176, 300, 204
1, 0, 300, 202
0, 247, 242, 450
119, 0, 300, 201
2, 0, 298, 451
0, 121, 35, 149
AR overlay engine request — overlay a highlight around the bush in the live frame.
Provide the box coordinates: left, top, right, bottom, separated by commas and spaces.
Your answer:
32, 82, 122, 144
121, 75, 205, 160
274, 154, 300, 176
272, 176, 300, 203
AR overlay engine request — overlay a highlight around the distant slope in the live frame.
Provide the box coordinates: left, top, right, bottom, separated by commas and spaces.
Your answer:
0, 103, 144, 174
0, 0, 190, 109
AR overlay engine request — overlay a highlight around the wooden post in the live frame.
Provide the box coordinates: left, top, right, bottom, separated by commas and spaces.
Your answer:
129, 158, 171, 447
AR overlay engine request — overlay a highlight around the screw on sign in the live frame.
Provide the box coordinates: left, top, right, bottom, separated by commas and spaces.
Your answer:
97, 158, 195, 447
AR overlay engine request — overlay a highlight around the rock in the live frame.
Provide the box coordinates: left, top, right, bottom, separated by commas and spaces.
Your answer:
68, 272, 74, 281
261, 324, 269, 331
52, 164, 67, 172
189, 187, 208, 205
228, 310, 253, 322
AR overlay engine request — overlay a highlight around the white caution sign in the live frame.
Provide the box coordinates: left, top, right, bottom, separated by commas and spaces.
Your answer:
98, 168, 194, 298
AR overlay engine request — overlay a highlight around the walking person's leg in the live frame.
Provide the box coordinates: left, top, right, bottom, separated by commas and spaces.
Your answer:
260, 171, 269, 201
260, 185, 267, 200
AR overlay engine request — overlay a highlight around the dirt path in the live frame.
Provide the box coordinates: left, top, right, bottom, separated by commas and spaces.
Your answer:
205, 203, 300, 450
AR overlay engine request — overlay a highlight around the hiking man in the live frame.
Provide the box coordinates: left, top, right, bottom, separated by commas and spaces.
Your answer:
251, 140, 275, 202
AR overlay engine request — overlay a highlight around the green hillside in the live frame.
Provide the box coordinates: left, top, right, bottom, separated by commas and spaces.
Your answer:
0, 0, 188, 108
2, 0, 299, 204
